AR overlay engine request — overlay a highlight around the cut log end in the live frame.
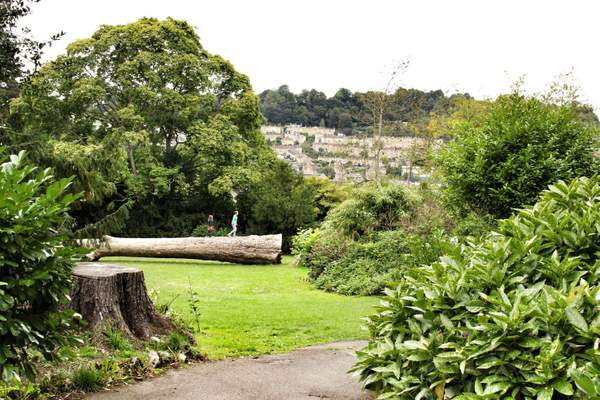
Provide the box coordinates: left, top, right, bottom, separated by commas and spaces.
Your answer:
71, 262, 172, 339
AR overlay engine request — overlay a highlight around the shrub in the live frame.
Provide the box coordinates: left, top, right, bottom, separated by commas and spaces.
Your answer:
314, 229, 455, 296
320, 183, 416, 239
71, 365, 106, 392
0, 381, 41, 399
451, 212, 495, 239
103, 326, 132, 352
164, 332, 191, 353
0, 151, 83, 381
291, 228, 320, 264
191, 223, 229, 237
303, 176, 351, 220
352, 177, 600, 399
302, 231, 349, 281
438, 92, 599, 218
294, 183, 459, 295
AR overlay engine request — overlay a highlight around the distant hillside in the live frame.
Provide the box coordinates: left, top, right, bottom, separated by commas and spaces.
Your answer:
258, 85, 471, 136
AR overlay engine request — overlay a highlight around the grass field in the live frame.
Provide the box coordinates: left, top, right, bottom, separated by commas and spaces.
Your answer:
101, 256, 377, 359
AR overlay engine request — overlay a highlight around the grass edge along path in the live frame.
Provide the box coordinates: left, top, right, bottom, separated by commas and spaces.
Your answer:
101, 256, 378, 360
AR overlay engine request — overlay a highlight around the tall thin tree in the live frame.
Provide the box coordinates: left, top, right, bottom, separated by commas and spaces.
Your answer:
361, 60, 409, 184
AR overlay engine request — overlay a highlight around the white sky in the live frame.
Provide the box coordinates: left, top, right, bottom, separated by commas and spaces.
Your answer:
24, 0, 600, 111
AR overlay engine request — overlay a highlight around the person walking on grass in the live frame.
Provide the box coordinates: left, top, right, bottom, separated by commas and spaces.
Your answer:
227, 210, 238, 237
207, 214, 215, 237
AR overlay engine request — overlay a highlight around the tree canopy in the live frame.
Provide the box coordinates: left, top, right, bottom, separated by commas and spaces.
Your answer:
10, 18, 274, 234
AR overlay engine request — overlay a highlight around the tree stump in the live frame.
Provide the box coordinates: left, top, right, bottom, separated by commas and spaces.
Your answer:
70, 262, 172, 338
82, 234, 283, 265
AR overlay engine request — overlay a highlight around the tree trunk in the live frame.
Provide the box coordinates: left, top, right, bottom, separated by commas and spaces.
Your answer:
374, 107, 384, 185
83, 234, 283, 265
127, 144, 137, 175
70, 262, 172, 338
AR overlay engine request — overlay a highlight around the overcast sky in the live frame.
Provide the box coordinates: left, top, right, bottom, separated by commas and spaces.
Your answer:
23, 0, 600, 110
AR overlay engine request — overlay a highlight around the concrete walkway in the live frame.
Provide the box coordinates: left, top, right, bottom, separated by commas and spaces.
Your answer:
87, 341, 373, 400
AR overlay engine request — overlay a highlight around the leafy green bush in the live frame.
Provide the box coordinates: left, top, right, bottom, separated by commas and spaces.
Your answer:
352, 177, 600, 399
0, 151, 83, 381
294, 183, 415, 280
301, 230, 349, 281
320, 183, 417, 239
303, 176, 351, 221
294, 183, 458, 295
451, 212, 495, 240
291, 228, 320, 263
438, 92, 599, 218
314, 229, 455, 296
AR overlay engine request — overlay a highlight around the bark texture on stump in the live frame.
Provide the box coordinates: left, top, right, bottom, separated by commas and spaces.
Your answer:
83, 234, 283, 265
71, 262, 172, 338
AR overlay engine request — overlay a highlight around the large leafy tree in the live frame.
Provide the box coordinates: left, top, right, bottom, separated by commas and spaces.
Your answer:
11, 18, 272, 234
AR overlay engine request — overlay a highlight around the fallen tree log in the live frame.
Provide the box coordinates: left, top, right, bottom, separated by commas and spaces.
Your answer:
82, 234, 283, 265
70, 263, 172, 338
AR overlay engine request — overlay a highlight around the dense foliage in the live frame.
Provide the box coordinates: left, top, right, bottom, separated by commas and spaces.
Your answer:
259, 85, 470, 135
1, 0, 64, 155
312, 229, 454, 296
238, 161, 350, 250
353, 177, 600, 399
0, 151, 83, 381
9, 18, 273, 237
294, 183, 455, 295
438, 92, 599, 218
0, 0, 62, 116
238, 160, 318, 250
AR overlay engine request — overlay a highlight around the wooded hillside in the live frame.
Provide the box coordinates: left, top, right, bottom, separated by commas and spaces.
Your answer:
259, 85, 470, 135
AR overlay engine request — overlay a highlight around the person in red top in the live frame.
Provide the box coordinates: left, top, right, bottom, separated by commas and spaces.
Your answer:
207, 214, 215, 237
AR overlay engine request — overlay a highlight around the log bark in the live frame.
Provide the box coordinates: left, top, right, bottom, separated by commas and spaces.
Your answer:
83, 234, 283, 265
70, 262, 172, 338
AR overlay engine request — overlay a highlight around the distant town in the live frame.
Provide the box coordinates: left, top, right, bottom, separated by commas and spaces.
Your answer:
262, 124, 430, 183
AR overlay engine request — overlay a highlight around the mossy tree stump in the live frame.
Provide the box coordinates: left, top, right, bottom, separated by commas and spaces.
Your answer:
70, 262, 172, 338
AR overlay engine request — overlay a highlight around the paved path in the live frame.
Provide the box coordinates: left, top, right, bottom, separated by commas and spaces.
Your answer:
87, 341, 373, 400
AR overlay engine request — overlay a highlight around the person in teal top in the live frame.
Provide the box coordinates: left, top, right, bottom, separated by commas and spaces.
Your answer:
227, 210, 238, 237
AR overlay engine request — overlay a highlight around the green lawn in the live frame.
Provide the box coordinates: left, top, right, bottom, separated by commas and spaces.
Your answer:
101, 256, 377, 359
